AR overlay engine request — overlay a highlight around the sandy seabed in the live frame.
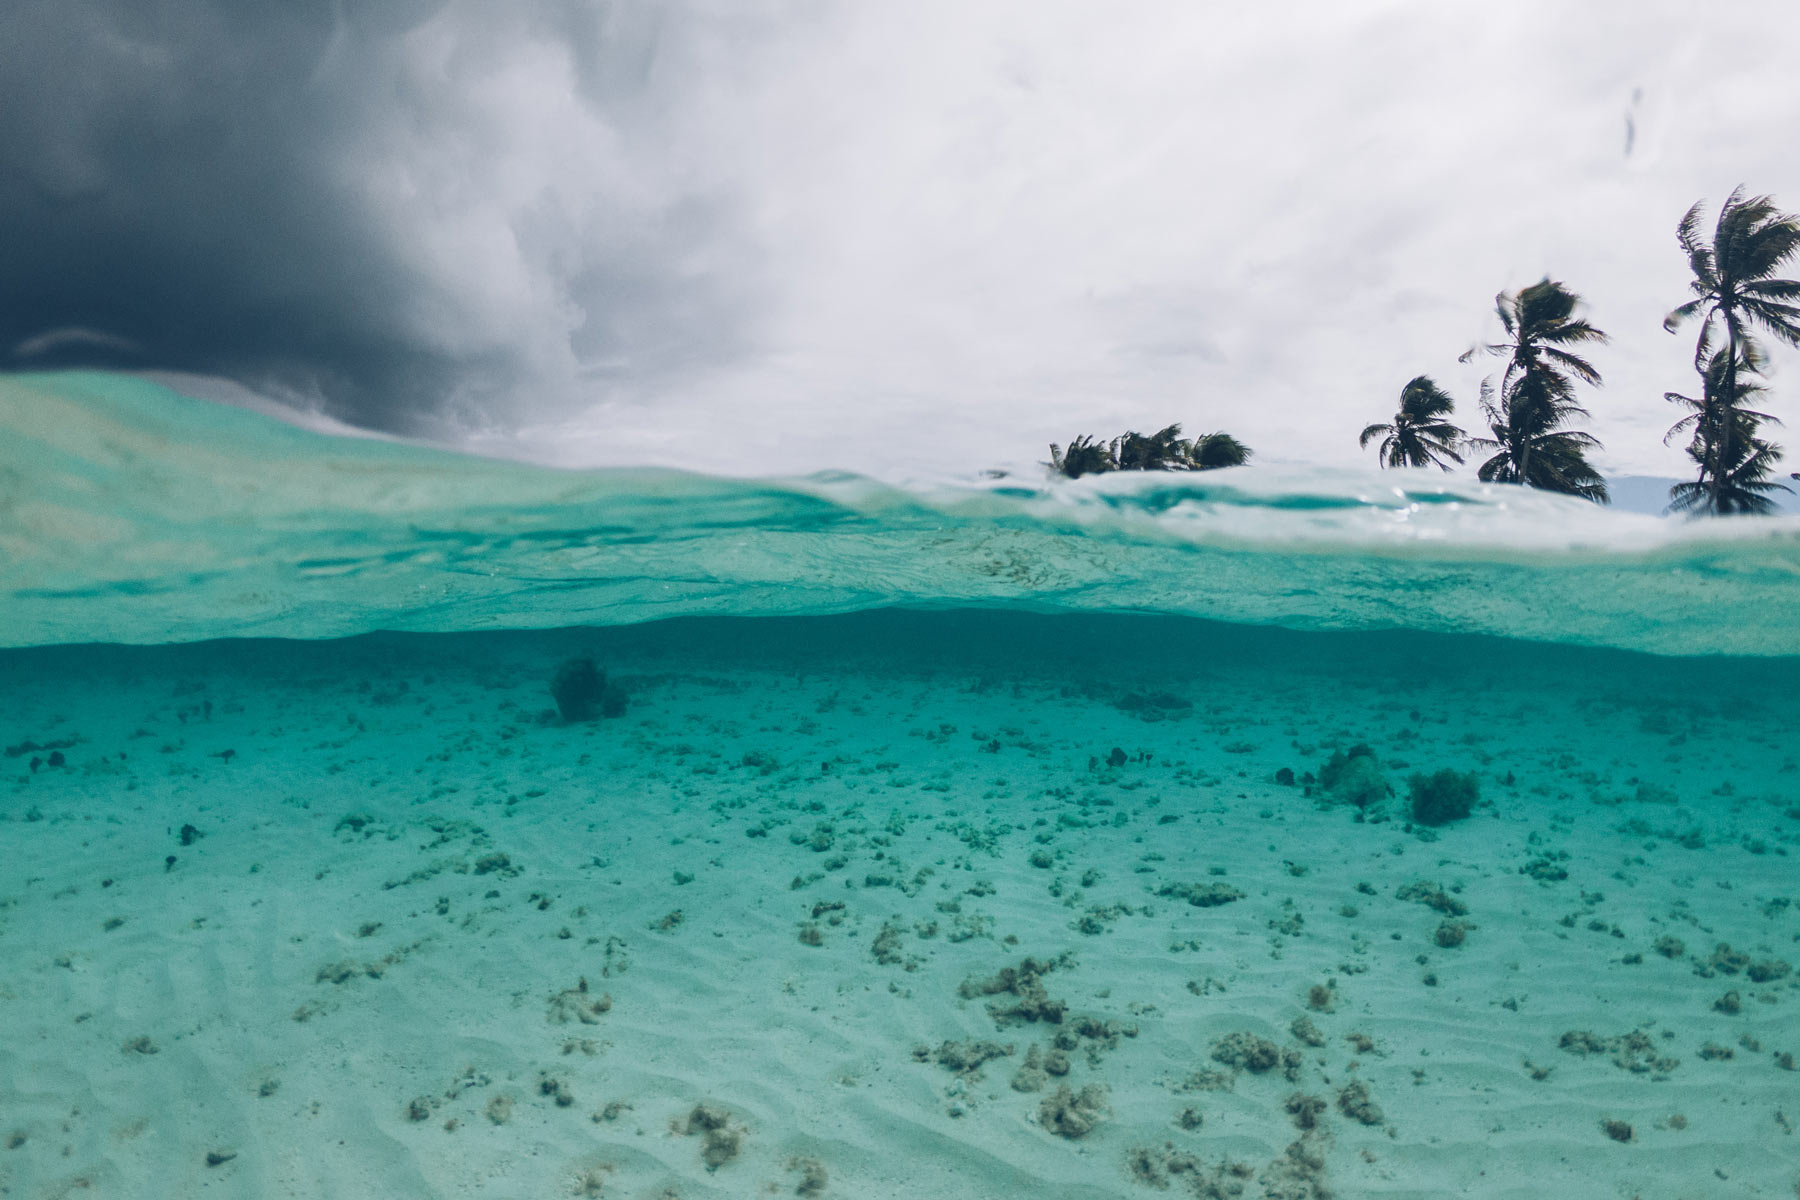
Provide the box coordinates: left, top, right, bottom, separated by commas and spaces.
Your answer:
1, 612, 1797, 1200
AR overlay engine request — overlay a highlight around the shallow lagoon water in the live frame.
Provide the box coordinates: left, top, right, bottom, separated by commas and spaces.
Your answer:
2, 374, 1799, 1199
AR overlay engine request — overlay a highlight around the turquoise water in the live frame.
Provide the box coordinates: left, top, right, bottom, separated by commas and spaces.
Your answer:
3, 372, 1799, 1199
8, 372, 1800, 656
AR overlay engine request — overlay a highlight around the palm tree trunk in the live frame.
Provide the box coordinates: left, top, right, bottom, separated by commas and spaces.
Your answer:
1505, 364, 1530, 486
1710, 318, 1738, 514
1509, 378, 1532, 485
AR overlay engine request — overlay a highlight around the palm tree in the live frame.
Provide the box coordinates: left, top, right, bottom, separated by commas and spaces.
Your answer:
1663, 188, 1792, 510
1664, 187, 1800, 512
1663, 343, 1773, 471
1048, 424, 1250, 477
1470, 410, 1610, 501
1460, 278, 1609, 501
1047, 434, 1115, 478
1114, 424, 1194, 471
1185, 431, 1251, 469
1664, 346, 1790, 514
1668, 425, 1791, 515
1359, 376, 1465, 470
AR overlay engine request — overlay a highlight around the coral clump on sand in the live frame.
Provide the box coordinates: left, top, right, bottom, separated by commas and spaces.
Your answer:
1010, 1044, 1049, 1092
960, 956, 1070, 1027
788, 1156, 828, 1196
1211, 1032, 1300, 1080
551, 657, 604, 721
547, 978, 612, 1025
1336, 1080, 1384, 1126
1261, 1138, 1330, 1199
1320, 745, 1388, 810
1558, 1028, 1679, 1075
925, 1040, 1013, 1079
1284, 1092, 1327, 1131
1038, 1084, 1107, 1138
1407, 769, 1480, 826
1434, 920, 1469, 948
1157, 880, 1246, 908
1125, 1146, 1254, 1193
1395, 880, 1468, 916
551, 656, 627, 722
682, 1103, 744, 1170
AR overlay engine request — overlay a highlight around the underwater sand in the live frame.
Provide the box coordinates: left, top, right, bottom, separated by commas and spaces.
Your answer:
3, 612, 1797, 1200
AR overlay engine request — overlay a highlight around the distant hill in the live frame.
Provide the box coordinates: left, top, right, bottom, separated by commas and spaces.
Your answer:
1606, 475, 1800, 516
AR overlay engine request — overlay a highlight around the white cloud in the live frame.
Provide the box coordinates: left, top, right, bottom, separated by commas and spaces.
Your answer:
474, 1, 1800, 480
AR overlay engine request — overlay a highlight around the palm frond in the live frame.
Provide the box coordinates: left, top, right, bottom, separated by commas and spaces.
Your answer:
1740, 299, 1800, 347
1398, 375, 1457, 418
1535, 318, 1609, 346
1493, 292, 1516, 337
1539, 347, 1603, 386
1473, 450, 1512, 483
1417, 433, 1464, 468
1691, 315, 1720, 368
1662, 410, 1702, 446
1663, 296, 1709, 333
1741, 278, 1800, 299
1676, 198, 1715, 285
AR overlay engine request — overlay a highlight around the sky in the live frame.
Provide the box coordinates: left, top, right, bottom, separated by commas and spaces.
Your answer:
5, 0, 1800, 481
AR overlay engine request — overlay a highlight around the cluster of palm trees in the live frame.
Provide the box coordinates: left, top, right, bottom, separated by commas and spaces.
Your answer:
1048, 424, 1250, 478
1361, 187, 1800, 515
1361, 277, 1611, 500
1662, 191, 1800, 513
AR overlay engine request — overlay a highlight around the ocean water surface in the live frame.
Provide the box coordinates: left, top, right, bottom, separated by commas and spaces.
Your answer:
2, 372, 1798, 1199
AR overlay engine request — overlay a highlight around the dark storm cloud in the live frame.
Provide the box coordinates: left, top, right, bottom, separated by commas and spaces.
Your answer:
0, 0, 758, 433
